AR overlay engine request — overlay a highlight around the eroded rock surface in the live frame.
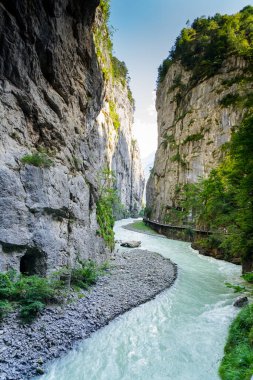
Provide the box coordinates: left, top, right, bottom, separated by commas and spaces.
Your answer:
147, 57, 251, 221
0, 1, 144, 273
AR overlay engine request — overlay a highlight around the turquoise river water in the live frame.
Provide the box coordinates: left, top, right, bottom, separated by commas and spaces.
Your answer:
38, 219, 241, 380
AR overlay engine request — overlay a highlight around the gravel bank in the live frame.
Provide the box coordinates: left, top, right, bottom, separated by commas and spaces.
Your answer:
0, 249, 177, 380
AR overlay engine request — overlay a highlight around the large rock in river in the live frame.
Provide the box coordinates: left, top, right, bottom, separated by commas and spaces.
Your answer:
121, 241, 141, 248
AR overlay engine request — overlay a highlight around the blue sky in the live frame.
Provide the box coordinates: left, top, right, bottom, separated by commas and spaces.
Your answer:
109, 0, 252, 159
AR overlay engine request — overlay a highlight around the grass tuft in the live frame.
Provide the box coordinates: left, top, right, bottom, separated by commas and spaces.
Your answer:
219, 304, 253, 380
21, 152, 53, 168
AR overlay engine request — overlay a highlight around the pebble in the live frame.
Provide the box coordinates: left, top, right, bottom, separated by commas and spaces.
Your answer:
0, 249, 177, 379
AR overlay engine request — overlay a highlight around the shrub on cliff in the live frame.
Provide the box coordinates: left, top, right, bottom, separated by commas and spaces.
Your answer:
96, 169, 118, 251
21, 152, 53, 168
109, 100, 120, 130
179, 112, 253, 272
158, 6, 253, 84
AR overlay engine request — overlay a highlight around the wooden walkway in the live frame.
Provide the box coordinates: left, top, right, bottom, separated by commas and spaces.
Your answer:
143, 218, 212, 236
143, 218, 213, 242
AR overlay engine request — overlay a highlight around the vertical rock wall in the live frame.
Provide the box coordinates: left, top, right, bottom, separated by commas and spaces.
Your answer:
93, 7, 145, 218
0, 0, 144, 274
147, 56, 251, 221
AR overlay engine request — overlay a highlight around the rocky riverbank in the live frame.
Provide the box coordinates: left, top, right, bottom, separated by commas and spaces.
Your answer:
0, 249, 177, 380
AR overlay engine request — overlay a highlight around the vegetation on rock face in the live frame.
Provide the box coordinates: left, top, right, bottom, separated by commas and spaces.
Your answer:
96, 169, 118, 251
161, 133, 176, 150
183, 133, 204, 144
157, 6, 253, 84
173, 112, 253, 272
171, 151, 186, 167
93, 0, 135, 105
21, 152, 53, 168
155, 7, 253, 271
219, 303, 253, 380
109, 100, 120, 130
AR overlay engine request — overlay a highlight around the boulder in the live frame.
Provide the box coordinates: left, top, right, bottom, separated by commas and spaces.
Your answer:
233, 296, 249, 308
120, 241, 141, 248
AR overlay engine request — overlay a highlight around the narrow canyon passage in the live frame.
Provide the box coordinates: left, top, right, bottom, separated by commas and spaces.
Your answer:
36, 219, 241, 380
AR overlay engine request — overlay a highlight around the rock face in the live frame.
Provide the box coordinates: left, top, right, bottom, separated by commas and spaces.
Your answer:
120, 241, 141, 248
95, 79, 144, 219
147, 57, 250, 221
233, 296, 249, 308
0, 1, 144, 275
93, 8, 144, 219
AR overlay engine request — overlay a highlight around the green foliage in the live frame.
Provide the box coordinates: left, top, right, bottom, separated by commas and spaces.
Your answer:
219, 304, 253, 380
93, 0, 113, 79
183, 133, 204, 144
242, 273, 253, 283
222, 74, 253, 88
21, 152, 53, 168
100, 0, 110, 22
111, 57, 135, 106
112, 57, 128, 86
71, 260, 107, 290
224, 282, 246, 293
20, 301, 45, 321
161, 134, 176, 150
0, 272, 15, 298
171, 152, 186, 167
0, 271, 57, 321
0, 300, 12, 320
96, 169, 117, 251
144, 206, 153, 219
0, 260, 109, 321
127, 89, 135, 108
220, 93, 242, 107
171, 74, 184, 90
179, 112, 253, 267
164, 208, 185, 225
109, 100, 120, 130
158, 6, 253, 84
93, 1, 135, 109
157, 58, 173, 84
14, 275, 55, 303
220, 92, 253, 108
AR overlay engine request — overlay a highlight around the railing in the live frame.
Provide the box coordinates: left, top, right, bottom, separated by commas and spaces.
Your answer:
143, 218, 213, 242
143, 218, 212, 236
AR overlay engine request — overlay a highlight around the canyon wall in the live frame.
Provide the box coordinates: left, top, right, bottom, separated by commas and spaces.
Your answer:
147, 56, 251, 221
0, 0, 144, 275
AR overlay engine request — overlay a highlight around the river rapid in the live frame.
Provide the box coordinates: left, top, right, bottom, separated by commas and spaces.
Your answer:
37, 219, 241, 380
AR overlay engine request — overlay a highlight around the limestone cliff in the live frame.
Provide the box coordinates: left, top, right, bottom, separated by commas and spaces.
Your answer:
93, 7, 144, 218
147, 56, 251, 221
0, 0, 144, 275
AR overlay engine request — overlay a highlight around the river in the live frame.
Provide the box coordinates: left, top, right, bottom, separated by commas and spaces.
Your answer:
37, 218, 241, 380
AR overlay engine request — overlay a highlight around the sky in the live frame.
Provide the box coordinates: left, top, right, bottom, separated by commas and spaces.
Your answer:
109, 0, 252, 159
